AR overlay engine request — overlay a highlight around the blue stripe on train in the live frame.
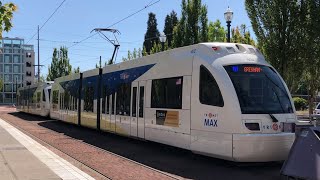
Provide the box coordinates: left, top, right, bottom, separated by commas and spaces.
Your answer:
59, 64, 155, 100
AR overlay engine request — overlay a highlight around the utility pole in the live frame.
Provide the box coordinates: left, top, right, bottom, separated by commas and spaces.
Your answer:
37, 25, 40, 82
99, 56, 102, 68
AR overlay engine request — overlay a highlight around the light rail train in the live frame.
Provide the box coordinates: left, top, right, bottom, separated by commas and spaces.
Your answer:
17, 43, 297, 162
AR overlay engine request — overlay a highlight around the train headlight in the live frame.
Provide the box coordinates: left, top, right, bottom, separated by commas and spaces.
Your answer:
245, 123, 260, 131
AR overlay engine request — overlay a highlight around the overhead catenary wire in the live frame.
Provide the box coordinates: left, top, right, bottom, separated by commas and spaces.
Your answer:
67, 0, 160, 49
26, 0, 67, 44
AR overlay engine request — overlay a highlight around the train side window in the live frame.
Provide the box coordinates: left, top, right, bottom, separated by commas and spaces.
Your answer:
132, 87, 137, 117
42, 89, 46, 101
84, 86, 94, 112
111, 93, 115, 115
139, 86, 144, 118
102, 87, 106, 114
199, 65, 224, 107
106, 95, 110, 114
151, 77, 183, 109
116, 84, 131, 116
37, 92, 41, 103
48, 89, 51, 101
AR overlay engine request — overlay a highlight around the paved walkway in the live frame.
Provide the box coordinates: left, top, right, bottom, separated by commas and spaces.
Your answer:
0, 118, 95, 180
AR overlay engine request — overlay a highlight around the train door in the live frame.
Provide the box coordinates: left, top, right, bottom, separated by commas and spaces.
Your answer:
138, 81, 146, 139
130, 82, 138, 137
110, 92, 116, 132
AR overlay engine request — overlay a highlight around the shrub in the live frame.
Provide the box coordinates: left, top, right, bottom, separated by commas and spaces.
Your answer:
293, 97, 308, 110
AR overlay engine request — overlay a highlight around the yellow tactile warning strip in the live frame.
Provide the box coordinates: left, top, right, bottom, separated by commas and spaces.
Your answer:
0, 118, 95, 180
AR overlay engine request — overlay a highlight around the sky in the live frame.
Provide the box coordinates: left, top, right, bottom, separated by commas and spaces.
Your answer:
2, 0, 254, 77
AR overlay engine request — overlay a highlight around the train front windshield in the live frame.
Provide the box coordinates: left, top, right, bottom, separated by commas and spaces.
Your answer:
224, 64, 293, 114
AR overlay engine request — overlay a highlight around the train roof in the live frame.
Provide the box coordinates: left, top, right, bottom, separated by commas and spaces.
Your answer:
53, 42, 268, 82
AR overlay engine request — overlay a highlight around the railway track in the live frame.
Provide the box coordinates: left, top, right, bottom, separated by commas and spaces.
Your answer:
0, 108, 283, 180
0, 110, 181, 180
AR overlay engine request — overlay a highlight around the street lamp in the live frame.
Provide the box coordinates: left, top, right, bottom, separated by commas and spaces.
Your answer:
159, 32, 167, 51
224, 6, 233, 43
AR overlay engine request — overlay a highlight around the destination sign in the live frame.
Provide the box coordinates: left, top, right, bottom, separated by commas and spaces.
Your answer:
231, 66, 262, 73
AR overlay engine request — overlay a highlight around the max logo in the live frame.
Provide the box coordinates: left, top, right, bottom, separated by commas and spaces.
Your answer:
204, 119, 218, 127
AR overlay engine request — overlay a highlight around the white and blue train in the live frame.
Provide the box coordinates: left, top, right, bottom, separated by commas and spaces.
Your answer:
16, 43, 297, 162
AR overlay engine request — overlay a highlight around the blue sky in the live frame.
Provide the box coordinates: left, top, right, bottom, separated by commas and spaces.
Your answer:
3, 0, 254, 77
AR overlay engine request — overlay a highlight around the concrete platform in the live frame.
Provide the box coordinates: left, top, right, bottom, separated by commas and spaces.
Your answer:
0, 118, 95, 180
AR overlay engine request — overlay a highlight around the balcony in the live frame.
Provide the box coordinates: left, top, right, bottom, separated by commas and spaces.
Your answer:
26, 62, 32, 67
26, 72, 31, 76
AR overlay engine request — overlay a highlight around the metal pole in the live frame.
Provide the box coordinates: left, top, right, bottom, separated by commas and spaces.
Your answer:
227, 21, 231, 43
37, 25, 40, 82
161, 42, 164, 51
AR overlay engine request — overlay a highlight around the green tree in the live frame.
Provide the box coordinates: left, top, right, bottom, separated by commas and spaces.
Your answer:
245, 0, 301, 84
95, 57, 102, 68
172, 0, 208, 48
143, 13, 160, 54
47, 47, 72, 81
172, 0, 187, 48
0, 1, 17, 37
299, 0, 320, 115
231, 25, 255, 45
199, 5, 208, 42
245, 0, 320, 115
163, 10, 178, 47
73, 67, 80, 73
137, 48, 142, 58
208, 20, 226, 42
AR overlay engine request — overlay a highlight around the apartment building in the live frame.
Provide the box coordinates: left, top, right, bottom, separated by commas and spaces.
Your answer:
0, 37, 35, 104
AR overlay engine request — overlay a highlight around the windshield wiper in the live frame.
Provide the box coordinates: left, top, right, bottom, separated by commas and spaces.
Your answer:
269, 114, 279, 122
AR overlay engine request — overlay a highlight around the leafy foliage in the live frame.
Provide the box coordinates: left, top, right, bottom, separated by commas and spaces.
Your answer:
172, 0, 208, 47
245, 0, 320, 114
231, 25, 255, 45
73, 67, 80, 73
0, 1, 17, 37
143, 13, 160, 54
47, 47, 72, 81
208, 20, 226, 42
293, 97, 308, 111
163, 11, 178, 48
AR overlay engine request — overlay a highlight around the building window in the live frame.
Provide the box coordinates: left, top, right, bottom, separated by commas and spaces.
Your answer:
4, 74, 12, 82
4, 84, 12, 92
4, 48, 12, 53
151, 77, 183, 109
26, 71, 31, 76
26, 52, 32, 58
13, 65, 21, 73
4, 54, 12, 63
4, 64, 12, 73
26, 62, 32, 67
26, 81, 31, 85
199, 65, 224, 107
13, 55, 20, 63
13, 74, 21, 82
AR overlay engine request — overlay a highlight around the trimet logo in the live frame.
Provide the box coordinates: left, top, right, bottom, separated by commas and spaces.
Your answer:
204, 113, 218, 127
